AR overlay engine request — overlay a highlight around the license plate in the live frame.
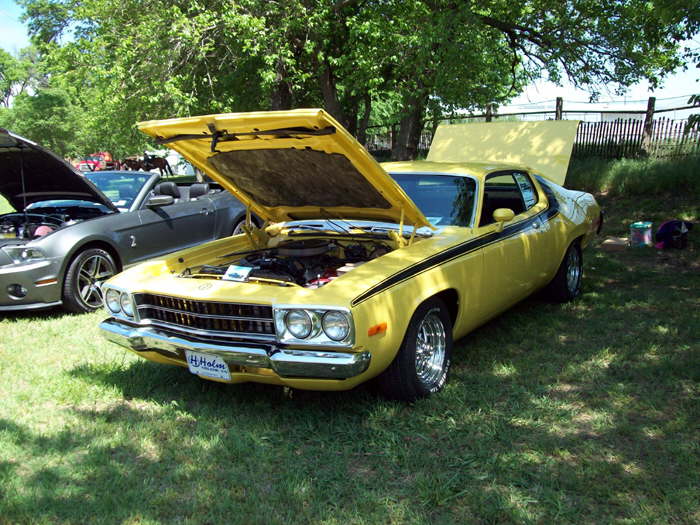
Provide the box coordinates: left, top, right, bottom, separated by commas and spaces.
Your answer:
185, 351, 231, 381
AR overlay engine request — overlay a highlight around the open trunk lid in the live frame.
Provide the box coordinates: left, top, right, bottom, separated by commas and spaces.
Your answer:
426, 120, 580, 186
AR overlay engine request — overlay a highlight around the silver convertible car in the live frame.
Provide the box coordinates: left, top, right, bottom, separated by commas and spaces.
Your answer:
0, 129, 248, 313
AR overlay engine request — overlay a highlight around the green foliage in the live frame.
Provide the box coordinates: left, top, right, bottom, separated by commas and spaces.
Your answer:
2, 86, 85, 157
10, 0, 700, 160
566, 155, 700, 197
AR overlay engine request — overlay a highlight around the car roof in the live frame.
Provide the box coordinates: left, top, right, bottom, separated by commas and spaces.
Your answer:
380, 160, 530, 180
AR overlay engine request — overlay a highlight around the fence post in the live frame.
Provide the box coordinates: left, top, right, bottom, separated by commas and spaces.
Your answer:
642, 97, 656, 155
555, 97, 563, 120
485, 104, 493, 122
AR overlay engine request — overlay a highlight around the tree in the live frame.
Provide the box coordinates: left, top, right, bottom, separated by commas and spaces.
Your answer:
19, 0, 700, 160
3, 86, 85, 157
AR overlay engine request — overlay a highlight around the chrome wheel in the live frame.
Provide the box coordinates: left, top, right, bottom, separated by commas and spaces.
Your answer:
566, 247, 581, 294
415, 308, 447, 386
232, 220, 246, 235
77, 253, 115, 308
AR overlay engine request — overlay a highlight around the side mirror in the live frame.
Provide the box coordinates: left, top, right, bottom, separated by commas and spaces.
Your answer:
146, 195, 174, 208
492, 208, 515, 232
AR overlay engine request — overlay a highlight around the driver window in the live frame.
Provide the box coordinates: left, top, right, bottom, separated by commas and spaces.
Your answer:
480, 171, 536, 226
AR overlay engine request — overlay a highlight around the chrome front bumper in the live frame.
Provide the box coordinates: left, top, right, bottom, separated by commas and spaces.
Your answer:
100, 318, 371, 380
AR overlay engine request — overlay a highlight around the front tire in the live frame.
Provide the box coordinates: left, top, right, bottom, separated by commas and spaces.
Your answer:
63, 248, 117, 313
377, 298, 453, 402
544, 241, 582, 302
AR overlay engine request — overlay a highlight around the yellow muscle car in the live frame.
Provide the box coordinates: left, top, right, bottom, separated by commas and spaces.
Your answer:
99, 110, 601, 401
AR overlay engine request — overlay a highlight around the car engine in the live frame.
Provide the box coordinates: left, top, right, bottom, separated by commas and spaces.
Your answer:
0, 203, 111, 241
184, 238, 392, 288
0, 213, 65, 240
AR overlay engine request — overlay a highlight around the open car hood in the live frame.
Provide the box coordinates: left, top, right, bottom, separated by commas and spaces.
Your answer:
0, 129, 117, 212
427, 120, 579, 186
138, 109, 431, 228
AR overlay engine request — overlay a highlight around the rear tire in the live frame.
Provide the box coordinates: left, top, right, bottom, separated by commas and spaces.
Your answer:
377, 298, 453, 402
63, 248, 117, 313
544, 241, 582, 302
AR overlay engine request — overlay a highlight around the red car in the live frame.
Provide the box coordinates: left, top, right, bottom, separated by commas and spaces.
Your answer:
74, 151, 117, 171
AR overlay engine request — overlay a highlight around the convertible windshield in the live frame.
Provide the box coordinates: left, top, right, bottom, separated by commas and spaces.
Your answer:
390, 173, 476, 227
86, 172, 151, 209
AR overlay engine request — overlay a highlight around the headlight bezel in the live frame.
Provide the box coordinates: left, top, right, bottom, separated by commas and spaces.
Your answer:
274, 305, 354, 347
2, 246, 48, 265
103, 285, 137, 320
284, 309, 313, 339
120, 291, 135, 317
321, 311, 351, 341
105, 288, 121, 314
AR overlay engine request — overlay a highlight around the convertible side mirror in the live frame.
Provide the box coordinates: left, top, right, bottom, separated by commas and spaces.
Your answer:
492, 208, 515, 232
146, 195, 174, 208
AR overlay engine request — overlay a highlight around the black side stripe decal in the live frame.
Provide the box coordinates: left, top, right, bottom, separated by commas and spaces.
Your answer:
351, 203, 560, 306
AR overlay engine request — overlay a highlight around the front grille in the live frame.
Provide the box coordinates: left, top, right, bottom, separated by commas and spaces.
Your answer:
134, 293, 275, 336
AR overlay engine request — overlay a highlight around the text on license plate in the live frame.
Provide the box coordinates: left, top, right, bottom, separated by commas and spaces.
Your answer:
185, 350, 231, 381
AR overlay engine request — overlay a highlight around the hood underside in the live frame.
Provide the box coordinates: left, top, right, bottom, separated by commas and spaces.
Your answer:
427, 120, 580, 186
0, 129, 116, 211
137, 109, 431, 228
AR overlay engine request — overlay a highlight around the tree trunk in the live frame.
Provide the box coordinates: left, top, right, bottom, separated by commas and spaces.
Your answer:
392, 96, 425, 161
319, 58, 348, 127
270, 58, 292, 110
357, 93, 372, 145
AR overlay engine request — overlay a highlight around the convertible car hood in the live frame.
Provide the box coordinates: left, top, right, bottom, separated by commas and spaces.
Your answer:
0, 129, 117, 211
427, 120, 579, 186
138, 109, 431, 228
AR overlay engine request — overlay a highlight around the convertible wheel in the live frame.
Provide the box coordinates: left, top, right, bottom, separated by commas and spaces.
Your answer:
377, 298, 453, 402
544, 241, 582, 302
63, 248, 117, 313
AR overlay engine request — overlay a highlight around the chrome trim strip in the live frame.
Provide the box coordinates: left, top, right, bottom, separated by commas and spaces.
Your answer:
134, 294, 272, 309
136, 303, 272, 323
100, 318, 370, 380
133, 318, 277, 342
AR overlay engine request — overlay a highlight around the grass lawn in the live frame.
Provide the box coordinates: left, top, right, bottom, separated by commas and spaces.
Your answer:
1, 169, 699, 523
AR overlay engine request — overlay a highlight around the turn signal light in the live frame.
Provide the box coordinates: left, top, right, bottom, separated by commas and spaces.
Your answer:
367, 323, 387, 336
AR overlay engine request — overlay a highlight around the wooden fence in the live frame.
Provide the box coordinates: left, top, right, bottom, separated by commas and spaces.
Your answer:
572, 117, 700, 159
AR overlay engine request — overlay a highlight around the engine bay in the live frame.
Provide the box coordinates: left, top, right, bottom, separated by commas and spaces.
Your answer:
0, 203, 110, 240
182, 238, 393, 288
0, 213, 67, 240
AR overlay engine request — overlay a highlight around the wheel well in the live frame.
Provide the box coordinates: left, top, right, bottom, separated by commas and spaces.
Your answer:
431, 289, 459, 327
67, 241, 122, 273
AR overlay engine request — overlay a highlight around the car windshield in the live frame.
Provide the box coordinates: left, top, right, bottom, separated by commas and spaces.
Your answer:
86, 172, 152, 209
390, 173, 476, 227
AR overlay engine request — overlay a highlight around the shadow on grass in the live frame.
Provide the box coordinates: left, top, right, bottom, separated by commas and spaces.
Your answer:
2, 247, 698, 523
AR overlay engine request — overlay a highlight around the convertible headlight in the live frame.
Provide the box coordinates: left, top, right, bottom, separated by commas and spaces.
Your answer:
274, 306, 354, 347
120, 292, 134, 317
2, 246, 47, 265
285, 309, 313, 339
105, 288, 121, 314
322, 311, 350, 341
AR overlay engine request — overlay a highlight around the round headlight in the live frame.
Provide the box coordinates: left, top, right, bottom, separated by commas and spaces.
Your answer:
120, 292, 134, 317
285, 309, 312, 339
322, 311, 350, 341
105, 288, 121, 313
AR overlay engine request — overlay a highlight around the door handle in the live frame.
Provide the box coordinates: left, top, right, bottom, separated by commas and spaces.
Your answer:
532, 221, 540, 229
200, 208, 211, 215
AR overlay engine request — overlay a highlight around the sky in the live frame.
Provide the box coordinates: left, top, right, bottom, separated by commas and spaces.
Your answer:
1, 0, 698, 114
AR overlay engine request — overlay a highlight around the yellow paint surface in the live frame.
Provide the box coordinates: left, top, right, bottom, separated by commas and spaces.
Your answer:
426, 121, 580, 185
